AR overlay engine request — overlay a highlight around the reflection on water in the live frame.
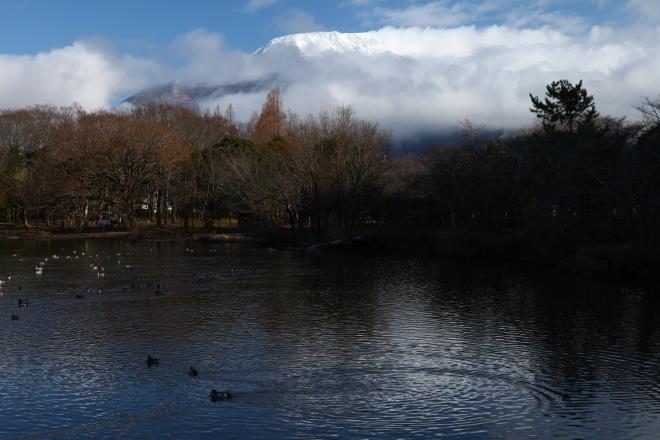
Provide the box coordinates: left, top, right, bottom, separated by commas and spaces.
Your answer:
0, 239, 659, 439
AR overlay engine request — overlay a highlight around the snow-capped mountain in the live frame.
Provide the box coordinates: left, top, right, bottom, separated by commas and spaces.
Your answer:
96, 25, 659, 149
118, 31, 402, 110
253, 31, 393, 57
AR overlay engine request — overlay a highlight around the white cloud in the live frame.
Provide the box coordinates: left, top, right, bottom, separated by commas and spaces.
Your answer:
204, 25, 660, 143
244, 0, 278, 13
0, 41, 155, 109
356, 0, 652, 31
169, 29, 249, 83
274, 8, 326, 34
172, 28, 225, 57
627, 0, 660, 22
372, 1, 474, 27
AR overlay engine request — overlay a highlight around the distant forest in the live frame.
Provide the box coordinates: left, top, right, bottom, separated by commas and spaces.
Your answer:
1, 81, 659, 245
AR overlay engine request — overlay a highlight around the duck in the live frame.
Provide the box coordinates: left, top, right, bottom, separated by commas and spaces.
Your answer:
17, 299, 29, 307
188, 366, 198, 377
210, 389, 231, 401
76, 294, 85, 299
146, 355, 159, 366
11, 314, 20, 320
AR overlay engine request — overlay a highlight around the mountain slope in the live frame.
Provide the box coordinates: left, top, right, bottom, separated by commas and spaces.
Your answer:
118, 77, 279, 111
118, 31, 404, 110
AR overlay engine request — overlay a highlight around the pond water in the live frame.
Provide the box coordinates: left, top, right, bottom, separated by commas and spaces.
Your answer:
0, 239, 659, 439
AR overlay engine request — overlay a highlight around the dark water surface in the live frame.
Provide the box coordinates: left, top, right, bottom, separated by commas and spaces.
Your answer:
0, 239, 659, 439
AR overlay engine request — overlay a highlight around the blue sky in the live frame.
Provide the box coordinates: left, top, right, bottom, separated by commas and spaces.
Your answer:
0, 0, 653, 56
0, 1, 354, 55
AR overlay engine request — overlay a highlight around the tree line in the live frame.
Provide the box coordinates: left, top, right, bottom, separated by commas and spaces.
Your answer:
1, 82, 659, 244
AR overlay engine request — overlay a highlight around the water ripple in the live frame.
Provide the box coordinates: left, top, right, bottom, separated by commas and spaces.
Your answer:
0, 240, 659, 439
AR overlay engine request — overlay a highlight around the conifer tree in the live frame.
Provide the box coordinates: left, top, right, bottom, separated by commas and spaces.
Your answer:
530, 79, 598, 132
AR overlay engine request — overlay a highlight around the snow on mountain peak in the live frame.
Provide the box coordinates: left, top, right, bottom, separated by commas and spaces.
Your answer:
254, 31, 392, 57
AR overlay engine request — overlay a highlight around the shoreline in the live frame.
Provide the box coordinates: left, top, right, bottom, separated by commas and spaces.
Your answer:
0, 226, 258, 243
1, 225, 657, 284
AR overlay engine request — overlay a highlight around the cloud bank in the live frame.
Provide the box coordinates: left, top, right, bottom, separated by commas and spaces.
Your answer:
0, 25, 659, 144
202, 25, 660, 141
0, 40, 156, 110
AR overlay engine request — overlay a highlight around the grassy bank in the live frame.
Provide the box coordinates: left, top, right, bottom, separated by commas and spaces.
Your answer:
0, 223, 256, 243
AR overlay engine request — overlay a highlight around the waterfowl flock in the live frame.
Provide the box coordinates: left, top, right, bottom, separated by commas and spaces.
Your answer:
1, 244, 233, 403
1, 248, 160, 307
